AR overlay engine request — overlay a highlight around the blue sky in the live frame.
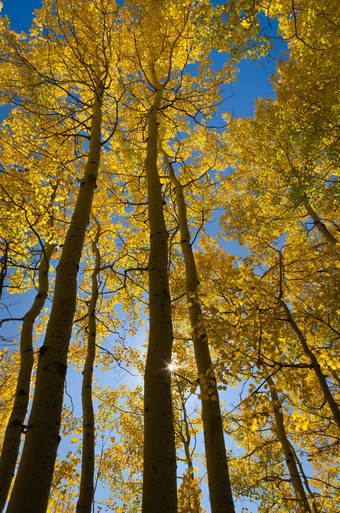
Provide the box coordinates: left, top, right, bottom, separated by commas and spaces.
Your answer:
2, 0, 42, 31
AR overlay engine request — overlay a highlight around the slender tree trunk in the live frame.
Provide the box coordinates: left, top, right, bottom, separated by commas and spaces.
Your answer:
288, 443, 319, 513
76, 220, 100, 513
303, 199, 338, 245
176, 380, 202, 513
331, 370, 340, 387
142, 84, 177, 513
162, 148, 235, 513
0, 241, 55, 512
0, 241, 9, 301
6, 84, 103, 513
280, 299, 340, 430
267, 376, 313, 513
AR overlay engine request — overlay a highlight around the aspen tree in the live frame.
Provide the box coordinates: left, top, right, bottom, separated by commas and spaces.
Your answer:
279, 297, 340, 431
0, 156, 60, 511
0, 240, 55, 512
277, 253, 340, 431
142, 76, 177, 513
288, 444, 320, 513
106, 1, 272, 506
0, 241, 8, 301
76, 220, 101, 513
174, 378, 202, 513
267, 376, 314, 513
161, 147, 235, 513
118, 2, 223, 509
220, 0, 340, 250
192, 240, 340, 510
6, 78, 104, 513
4, 0, 120, 509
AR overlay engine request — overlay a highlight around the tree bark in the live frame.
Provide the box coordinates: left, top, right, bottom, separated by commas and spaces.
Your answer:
0, 241, 9, 301
268, 376, 313, 513
0, 241, 55, 512
6, 84, 103, 513
76, 220, 100, 513
161, 148, 235, 513
142, 84, 177, 513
